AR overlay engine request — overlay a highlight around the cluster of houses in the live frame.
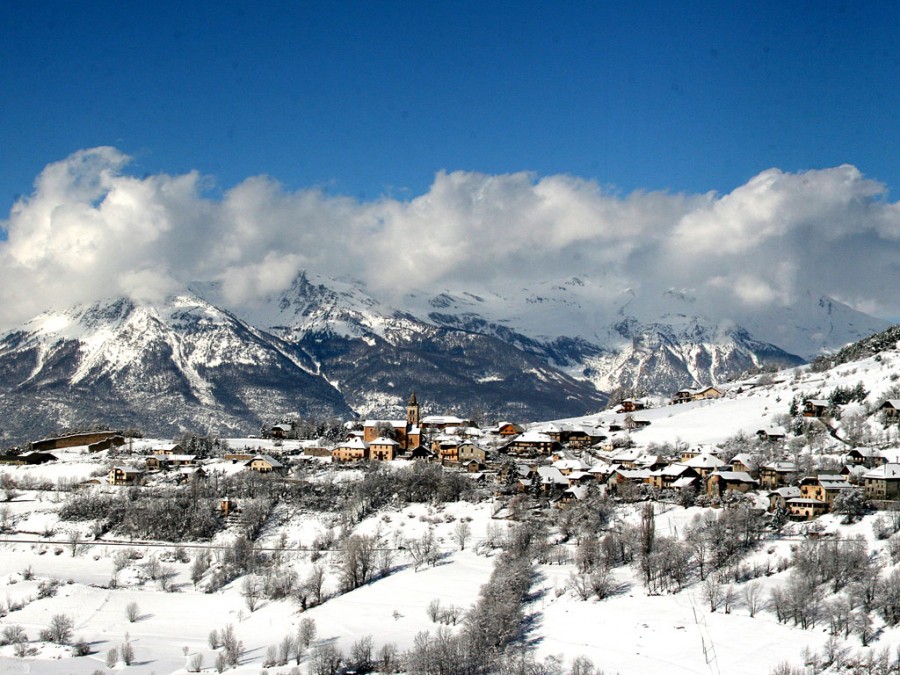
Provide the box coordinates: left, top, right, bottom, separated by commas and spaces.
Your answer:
14, 390, 900, 523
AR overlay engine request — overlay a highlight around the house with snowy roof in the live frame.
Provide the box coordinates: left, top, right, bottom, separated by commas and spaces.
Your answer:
863, 463, 900, 501
759, 461, 797, 489
503, 430, 559, 456
799, 474, 853, 508
803, 399, 831, 418
843, 447, 880, 468
332, 437, 370, 463
682, 452, 726, 479
245, 455, 285, 474
879, 400, 900, 423
369, 436, 401, 461
707, 470, 758, 498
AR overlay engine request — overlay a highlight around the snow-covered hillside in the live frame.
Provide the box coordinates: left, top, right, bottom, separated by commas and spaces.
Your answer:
1, 339, 900, 674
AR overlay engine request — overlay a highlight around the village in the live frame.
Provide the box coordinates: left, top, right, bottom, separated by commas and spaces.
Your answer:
5, 380, 900, 527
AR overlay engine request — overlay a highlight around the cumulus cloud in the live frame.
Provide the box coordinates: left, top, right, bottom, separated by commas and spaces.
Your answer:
1, 148, 899, 331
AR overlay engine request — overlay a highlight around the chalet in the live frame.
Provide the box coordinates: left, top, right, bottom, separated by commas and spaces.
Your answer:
407, 445, 436, 461
503, 431, 559, 456
369, 436, 400, 462
648, 464, 700, 491
563, 426, 606, 448
608, 468, 652, 489
683, 452, 726, 479
176, 466, 207, 483
552, 458, 591, 475
617, 398, 646, 413
565, 471, 593, 487
671, 389, 694, 405
146, 453, 197, 470
219, 498, 239, 516
245, 455, 285, 474
768, 486, 801, 512
420, 415, 473, 430
730, 453, 757, 475
609, 447, 643, 468
332, 438, 369, 463
153, 443, 185, 456
634, 454, 669, 472
271, 423, 293, 439
880, 400, 900, 423
863, 463, 900, 501
843, 447, 880, 468
0, 451, 57, 465
759, 461, 797, 489
693, 386, 722, 401
799, 474, 853, 508
462, 459, 486, 473
707, 471, 758, 498
554, 485, 589, 507
671, 387, 721, 405
432, 436, 460, 463
497, 422, 525, 436
803, 399, 831, 418
786, 497, 828, 520
680, 445, 722, 463
108, 466, 143, 486
756, 427, 786, 442
587, 462, 616, 483
458, 442, 488, 464
536, 466, 572, 492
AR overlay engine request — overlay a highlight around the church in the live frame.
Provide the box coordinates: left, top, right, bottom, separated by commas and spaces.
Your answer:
362, 392, 423, 451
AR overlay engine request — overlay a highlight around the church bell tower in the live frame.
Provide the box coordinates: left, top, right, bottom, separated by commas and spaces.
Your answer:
407, 391, 421, 427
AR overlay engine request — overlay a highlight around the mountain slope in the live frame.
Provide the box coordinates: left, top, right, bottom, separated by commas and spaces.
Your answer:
0, 295, 352, 442
241, 272, 608, 419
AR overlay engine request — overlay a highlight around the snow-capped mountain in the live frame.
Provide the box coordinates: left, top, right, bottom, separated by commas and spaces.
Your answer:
0, 285, 608, 442
0, 294, 352, 442
0, 269, 890, 443
230, 272, 608, 421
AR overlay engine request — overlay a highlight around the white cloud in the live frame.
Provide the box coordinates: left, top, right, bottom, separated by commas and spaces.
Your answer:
1, 148, 899, 330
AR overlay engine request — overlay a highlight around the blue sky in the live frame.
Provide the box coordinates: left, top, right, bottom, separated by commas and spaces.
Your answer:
1, 2, 900, 330
3, 1, 900, 204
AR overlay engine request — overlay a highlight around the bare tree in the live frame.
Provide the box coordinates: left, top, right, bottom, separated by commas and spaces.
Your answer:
125, 601, 140, 622
407, 530, 439, 571
296, 616, 317, 663
45, 614, 74, 644
68, 530, 81, 557
241, 575, 262, 612
188, 652, 204, 672
308, 642, 343, 675
307, 564, 326, 606
349, 635, 374, 673
339, 534, 378, 591
452, 521, 471, 551
742, 581, 764, 618
638, 502, 655, 589
221, 624, 242, 667
120, 634, 135, 665
569, 655, 597, 675
702, 575, 723, 612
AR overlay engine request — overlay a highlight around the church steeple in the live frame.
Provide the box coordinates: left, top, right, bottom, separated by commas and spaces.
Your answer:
407, 391, 420, 427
